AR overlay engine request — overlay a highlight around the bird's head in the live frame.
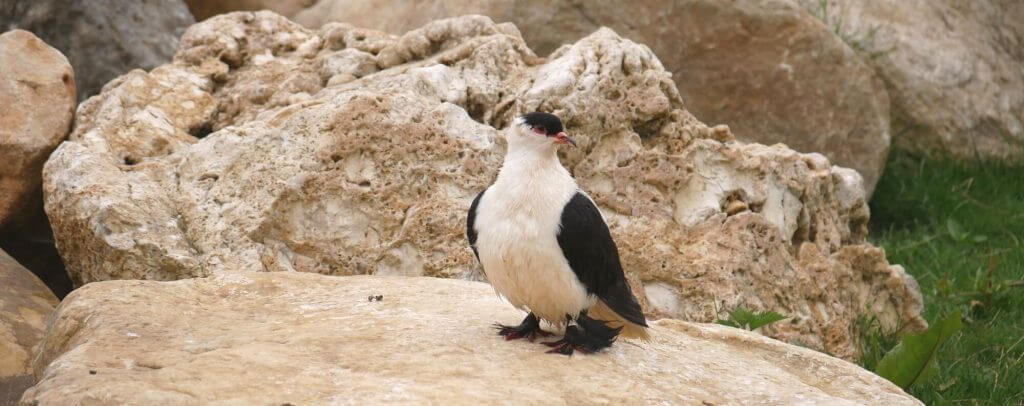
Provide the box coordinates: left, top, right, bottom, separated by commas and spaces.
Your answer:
506, 112, 576, 151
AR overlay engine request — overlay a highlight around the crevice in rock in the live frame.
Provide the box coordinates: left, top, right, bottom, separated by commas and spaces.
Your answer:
721, 191, 750, 216
632, 116, 668, 139
792, 207, 815, 247
219, 52, 241, 70
188, 121, 214, 139
464, 99, 488, 126
198, 173, 219, 182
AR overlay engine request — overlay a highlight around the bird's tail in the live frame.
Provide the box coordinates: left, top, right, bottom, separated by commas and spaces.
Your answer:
588, 300, 651, 341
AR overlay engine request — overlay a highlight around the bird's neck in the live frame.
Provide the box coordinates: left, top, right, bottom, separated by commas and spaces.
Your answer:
494, 144, 574, 192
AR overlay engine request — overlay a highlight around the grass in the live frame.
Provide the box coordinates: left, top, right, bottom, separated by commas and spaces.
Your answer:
868, 149, 1024, 405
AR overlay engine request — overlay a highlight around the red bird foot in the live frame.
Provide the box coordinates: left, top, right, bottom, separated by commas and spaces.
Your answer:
498, 326, 553, 342
494, 313, 552, 342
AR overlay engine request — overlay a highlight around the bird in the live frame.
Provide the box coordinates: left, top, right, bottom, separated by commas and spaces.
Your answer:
466, 111, 649, 355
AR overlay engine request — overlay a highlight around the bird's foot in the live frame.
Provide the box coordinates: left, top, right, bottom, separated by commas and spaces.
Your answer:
494, 313, 552, 342
542, 338, 593, 355
497, 325, 553, 342
542, 316, 621, 356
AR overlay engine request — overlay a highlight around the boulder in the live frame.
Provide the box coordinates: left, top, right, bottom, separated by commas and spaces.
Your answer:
1, 0, 194, 101
0, 30, 75, 230
1, 249, 58, 405
797, 0, 1024, 161
185, 0, 316, 21
42, 12, 925, 360
21, 272, 921, 405
294, 0, 892, 195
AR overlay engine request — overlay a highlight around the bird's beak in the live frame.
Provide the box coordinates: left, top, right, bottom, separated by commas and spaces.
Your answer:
554, 132, 577, 147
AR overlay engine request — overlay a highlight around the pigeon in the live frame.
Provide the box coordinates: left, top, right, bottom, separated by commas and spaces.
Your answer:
467, 112, 649, 355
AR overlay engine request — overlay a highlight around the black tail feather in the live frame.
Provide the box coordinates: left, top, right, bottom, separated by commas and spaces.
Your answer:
600, 280, 648, 327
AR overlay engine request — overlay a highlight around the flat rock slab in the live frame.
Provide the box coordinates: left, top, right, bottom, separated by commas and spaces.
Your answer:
23, 272, 919, 405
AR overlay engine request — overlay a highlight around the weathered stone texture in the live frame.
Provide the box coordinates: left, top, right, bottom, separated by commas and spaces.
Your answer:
43, 13, 924, 360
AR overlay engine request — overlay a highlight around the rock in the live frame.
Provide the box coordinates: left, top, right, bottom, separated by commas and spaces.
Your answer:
1, 0, 194, 101
294, 0, 892, 195
1, 249, 58, 405
43, 12, 925, 360
185, 0, 316, 21
0, 30, 75, 230
21, 272, 920, 405
797, 0, 1024, 161
0, 29, 76, 302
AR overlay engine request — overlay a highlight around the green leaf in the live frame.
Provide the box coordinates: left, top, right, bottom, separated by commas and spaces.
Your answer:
946, 218, 969, 241
739, 310, 789, 331
715, 318, 740, 328
972, 234, 989, 243
726, 308, 756, 329
874, 310, 963, 390
717, 308, 788, 330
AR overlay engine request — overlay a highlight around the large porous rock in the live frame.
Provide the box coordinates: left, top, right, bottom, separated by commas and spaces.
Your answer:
1, 249, 58, 405
185, 0, 316, 21
0, 30, 75, 230
797, 0, 1024, 161
294, 0, 892, 195
43, 12, 925, 360
21, 272, 920, 405
0, 0, 194, 101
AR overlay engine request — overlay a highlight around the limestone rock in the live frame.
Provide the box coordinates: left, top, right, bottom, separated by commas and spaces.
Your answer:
43, 12, 925, 359
294, 0, 892, 195
0, 30, 75, 230
797, 0, 1024, 161
1, 249, 58, 405
21, 272, 921, 405
185, 0, 317, 21
1, 0, 194, 100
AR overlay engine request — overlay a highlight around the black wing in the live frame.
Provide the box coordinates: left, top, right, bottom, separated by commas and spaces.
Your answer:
466, 189, 486, 261
557, 192, 647, 327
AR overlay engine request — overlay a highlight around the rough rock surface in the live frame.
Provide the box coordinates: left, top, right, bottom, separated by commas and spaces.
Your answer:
1, 249, 58, 405
0, 30, 75, 229
43, 12, 925, 359
22, 272, 920, 405
185, 0, 316, 21
0, 0, 194, 101
295, 0, 892, 194
798, 0, 1024, 161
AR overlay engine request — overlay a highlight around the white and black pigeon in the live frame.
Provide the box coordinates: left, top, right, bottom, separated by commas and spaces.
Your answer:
466, 112, 649, 355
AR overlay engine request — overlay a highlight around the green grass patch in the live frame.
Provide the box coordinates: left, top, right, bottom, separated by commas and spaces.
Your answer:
868, 150, 1024, 404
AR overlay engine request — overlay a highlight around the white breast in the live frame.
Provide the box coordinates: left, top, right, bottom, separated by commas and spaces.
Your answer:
473, 156, 592, 325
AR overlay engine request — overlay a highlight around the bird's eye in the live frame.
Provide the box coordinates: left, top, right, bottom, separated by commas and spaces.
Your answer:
532, 125, 546, 135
